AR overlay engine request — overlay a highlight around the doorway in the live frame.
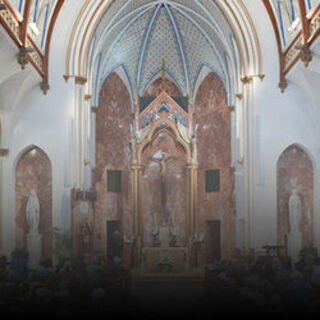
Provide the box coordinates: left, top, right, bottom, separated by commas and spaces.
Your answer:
107, 220, 123, 263
207, 220, 221, 262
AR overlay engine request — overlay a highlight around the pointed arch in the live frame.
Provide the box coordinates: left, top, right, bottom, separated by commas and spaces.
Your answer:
15, 145, 53, 260
137, 118, 191, 164
277, 144, 314, 253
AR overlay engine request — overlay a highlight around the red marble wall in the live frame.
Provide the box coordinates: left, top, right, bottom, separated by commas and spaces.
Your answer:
195, 72, 235, 262
277, 145, 313, 250
15, 147, 52, 259
93, 72, 132, 255
141, 131, 187, 247
144, 78, 182, 97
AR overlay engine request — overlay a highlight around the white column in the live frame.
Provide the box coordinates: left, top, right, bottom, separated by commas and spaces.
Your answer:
73, 77, 87, 189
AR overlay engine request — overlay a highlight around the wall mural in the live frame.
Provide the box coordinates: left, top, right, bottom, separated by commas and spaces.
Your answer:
277, 145, 314, 264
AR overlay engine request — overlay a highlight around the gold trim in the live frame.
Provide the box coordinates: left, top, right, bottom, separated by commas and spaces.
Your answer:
63, 75, 70, 82
278, 79, 288, 93
241, 76, 253, 84
91, 106, 98, 113
85, 94, 92, 100
75, 76, 87, 85
228, 105, 235, 112
235, 93, 243, 100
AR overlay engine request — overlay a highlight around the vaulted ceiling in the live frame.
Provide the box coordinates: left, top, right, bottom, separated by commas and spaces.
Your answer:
93, 0, 236, 97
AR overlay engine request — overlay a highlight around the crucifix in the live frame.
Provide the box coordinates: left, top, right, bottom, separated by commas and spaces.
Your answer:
150, 152, 174, 221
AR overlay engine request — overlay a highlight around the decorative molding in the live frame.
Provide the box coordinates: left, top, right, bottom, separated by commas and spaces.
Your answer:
241, 74, 265, 84
278, 79, 288, 93
63, 75, 70, 82
240, 76, 253, 84
300, 44, 312, 67
235, 93, 242, 100
17, 48, 29, 70
0, 148, 9, 156
75, 76, 87, 85
41, 82, 50, 95
84, 94, 92, 101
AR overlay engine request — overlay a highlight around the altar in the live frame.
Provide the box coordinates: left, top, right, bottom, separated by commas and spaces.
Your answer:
142, 247, 188, 273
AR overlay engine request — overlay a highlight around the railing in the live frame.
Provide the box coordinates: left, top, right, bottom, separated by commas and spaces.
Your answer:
284, 4, 320, 75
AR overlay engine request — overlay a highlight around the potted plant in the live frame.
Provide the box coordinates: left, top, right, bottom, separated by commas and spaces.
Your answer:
299, 246, 318, 267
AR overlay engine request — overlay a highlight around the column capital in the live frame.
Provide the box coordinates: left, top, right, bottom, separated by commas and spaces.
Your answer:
75, 76, 87, 85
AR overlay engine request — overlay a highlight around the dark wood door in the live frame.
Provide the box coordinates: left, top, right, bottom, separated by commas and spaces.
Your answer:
207, 220, 221, 262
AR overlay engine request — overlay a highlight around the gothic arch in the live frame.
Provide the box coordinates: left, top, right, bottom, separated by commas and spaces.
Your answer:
137, 118, 191, 164
277, 143, 316, 174
277, 144, 314, 254
15, 146, 53, 260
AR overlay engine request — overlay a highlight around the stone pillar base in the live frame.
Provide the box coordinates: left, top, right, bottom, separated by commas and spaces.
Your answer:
27, 233, 42, 269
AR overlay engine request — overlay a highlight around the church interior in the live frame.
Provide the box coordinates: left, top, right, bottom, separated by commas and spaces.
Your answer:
1, 0, 320, 315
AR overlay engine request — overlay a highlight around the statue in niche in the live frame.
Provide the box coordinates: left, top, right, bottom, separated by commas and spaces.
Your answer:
80, 216, 93, 252
287, 178, 302, 264
26, 190, 40, 235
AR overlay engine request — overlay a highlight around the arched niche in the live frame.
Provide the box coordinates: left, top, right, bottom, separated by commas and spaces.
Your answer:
277, 144, 314, 253
194, 71, 235, 262
92, 72, 132, 257
15, 146, 52, 260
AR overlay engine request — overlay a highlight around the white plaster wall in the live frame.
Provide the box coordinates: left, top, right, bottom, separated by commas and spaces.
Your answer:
0, 0, 85, 256
244, 0, 320, 253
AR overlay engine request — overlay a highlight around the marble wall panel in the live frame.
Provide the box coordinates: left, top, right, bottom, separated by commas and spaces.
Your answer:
277, 145, 314, 250
144, 78, 182, 97
15, 147, 52, 260
195, 72, 235, 262
93, 72, 132, 255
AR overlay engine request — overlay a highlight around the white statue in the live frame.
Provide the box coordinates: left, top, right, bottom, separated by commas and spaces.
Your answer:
26, 190, 40, 235
287, 178, 302, 265
26, 190, 42, 269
